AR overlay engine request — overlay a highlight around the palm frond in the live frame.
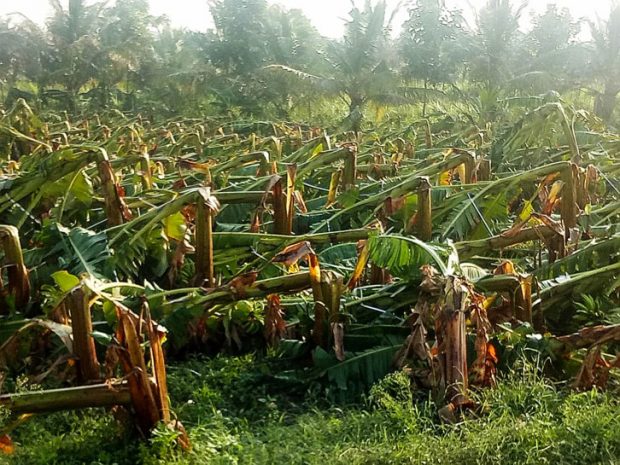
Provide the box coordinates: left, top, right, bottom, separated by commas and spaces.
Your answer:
264, 64, 341, 94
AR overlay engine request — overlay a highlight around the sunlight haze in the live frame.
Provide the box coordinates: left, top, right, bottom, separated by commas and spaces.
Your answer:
0, 0, 614, 37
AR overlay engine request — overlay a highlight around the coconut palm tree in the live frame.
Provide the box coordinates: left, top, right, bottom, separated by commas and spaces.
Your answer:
94, 0, 160, 110
521, 4, 584, 94
0, 16, 47, 105
43, 0, 108, 110
587, 4, 620, 122
268, 0, 402, 132
398, 0, 468, 116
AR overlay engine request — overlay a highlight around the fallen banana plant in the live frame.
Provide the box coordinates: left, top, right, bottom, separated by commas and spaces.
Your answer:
0, 287, 188, 448
0, 103, 617, 450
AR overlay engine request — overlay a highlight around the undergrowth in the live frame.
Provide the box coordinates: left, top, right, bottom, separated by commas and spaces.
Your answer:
2, 355, 619, 465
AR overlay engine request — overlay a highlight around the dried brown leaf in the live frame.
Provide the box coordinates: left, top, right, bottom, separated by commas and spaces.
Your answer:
347, 240, 370, 290
0, 435, 14, 455
264, 294, 286, 347
272, 241, 315, 267
332, 322, 345, 361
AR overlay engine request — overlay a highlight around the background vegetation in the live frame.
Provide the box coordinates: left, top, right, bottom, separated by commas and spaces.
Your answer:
0, 1, 619, 464
1, 0, 620, 126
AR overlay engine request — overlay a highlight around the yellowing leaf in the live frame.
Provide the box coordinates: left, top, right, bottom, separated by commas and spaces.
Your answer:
548, 181, 564, 205
310, 143, 324, 159
439, 171, 452, 186
483, 295, 498, 310
374, 105, 386, 123
287, 263, 300, 273
6, 160, 19, 173
51, 270, 80, 292
154, 162, 165, 179
518, 200, 534, 222
494, 260, 516, 275
347, 240, 370, 290
308, 254, 321, 285
164, 212, 187, 241
326, 171, 341, 207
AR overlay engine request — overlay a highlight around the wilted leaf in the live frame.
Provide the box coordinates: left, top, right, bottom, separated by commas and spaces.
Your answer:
167, 420, 191, 451
178, 159, 216, 174
197, 187, 220, 213
326, 170, 341, 207
494, 260, 516, 275
0, 435, 14, 455
573, 346, 610, 390
249, 210, 261, 233
264, 294, 286, 347
293, 191, 307, 213
347, 240, 370, 290
469, 292, 497, 387
226, 272, 258, 298
168, 238, 194, 285
0, 318, 73, 354
272, 241, 315, 267
0, 225, 29, 310
543, 180, 564, 215
332, 322, 345, 361
518, 200, 534, 222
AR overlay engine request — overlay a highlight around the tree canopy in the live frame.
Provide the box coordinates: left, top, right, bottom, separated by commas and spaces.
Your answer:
1, 0, 620, 125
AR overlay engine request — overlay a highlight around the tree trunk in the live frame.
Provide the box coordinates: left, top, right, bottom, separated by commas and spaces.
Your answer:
194, 199, 215, 287
436, 276, 469, 407
342, 147, 357, 191
66, 287, 100, 383
422, 79, 428, 118
348, 95, 364, 134
0, 382, 131, 414
98, 157, 125, 227
272, 178, 289, 235
594, 83, 619, 122
415, 180, 432, 241
560, 164, 578, 242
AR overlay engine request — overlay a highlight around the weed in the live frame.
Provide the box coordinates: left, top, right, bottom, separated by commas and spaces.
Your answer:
4, 355, 618, 465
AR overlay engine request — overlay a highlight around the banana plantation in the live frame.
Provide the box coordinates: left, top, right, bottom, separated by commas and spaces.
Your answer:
0, 0, 619, 464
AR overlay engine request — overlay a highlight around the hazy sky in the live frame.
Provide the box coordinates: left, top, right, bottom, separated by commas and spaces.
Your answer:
0, 0, 614, 37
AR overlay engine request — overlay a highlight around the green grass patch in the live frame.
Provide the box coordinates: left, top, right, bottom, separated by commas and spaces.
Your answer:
2, 355, 619, 465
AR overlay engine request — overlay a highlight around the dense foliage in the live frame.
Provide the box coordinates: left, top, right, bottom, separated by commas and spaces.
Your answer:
0, 1, 619, 463
1, 0, 620, 124
3, 356, 620, 465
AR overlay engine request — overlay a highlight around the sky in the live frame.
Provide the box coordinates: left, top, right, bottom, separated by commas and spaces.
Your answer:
0, 0, 614, 37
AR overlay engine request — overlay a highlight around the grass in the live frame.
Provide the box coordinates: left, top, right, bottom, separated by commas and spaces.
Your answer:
1, 355, 619, 465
